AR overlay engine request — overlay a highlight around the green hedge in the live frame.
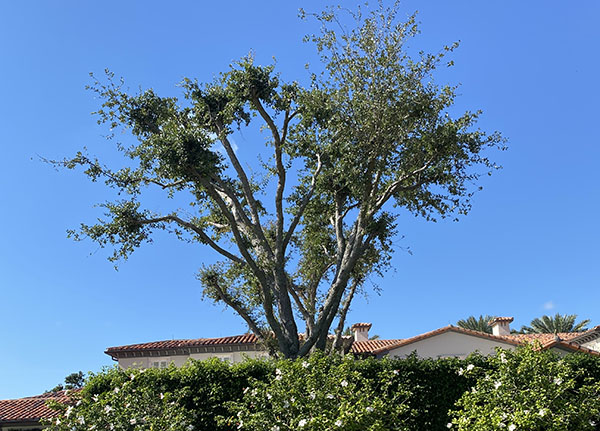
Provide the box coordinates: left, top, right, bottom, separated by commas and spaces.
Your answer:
45, 349, 600, 431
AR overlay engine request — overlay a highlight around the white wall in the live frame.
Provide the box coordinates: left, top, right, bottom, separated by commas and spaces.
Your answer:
117, 349, 269, 369
384, 330, 517, 359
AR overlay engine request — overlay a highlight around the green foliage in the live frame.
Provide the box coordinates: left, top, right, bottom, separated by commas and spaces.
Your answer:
227, 353, 412, 431
45, 350, 600, 431
456, 315, 496, 334
51, 1, 505, 358
450, 346, 600, 430
45, 359, 274, 431
48, 371, 86, 393
520, 313, 591, 334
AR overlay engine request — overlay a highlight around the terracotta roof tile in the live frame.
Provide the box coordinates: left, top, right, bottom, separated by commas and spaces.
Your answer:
350, 339, 402, 354
369, 326, 524, 355
489, 316, 514, 324
0, 391, 71, 423
350, 322, 373, 330
106, 334, 259, 353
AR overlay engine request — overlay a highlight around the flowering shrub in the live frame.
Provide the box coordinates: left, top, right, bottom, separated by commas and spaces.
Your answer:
449, 346, 600, 430
45, 369, 193, 431
226, 352, 412, 431
45, 358, 273, 431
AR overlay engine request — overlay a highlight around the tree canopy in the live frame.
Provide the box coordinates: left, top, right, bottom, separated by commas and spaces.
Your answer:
54, 3, 504, 358
520, 314, 591, 334
456, 315, 496, 334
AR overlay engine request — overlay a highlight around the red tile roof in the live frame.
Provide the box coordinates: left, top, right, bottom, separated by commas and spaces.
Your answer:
369, 326, 523, 355
0, 391, 71, 424
489, 316, 514, 324
351, 322, 373, 330
106, 334, 259, 354
350, 339, 403, 354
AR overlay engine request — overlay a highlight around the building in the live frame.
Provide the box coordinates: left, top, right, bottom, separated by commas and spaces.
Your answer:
0, 391, 70, 431
105, 318, 600, 369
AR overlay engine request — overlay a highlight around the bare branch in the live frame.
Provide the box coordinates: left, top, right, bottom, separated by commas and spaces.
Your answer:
282, 154, 323, 251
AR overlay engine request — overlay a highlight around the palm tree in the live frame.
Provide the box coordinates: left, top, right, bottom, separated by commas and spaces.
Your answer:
520, 313, 591, 334
456, 315, 496, 334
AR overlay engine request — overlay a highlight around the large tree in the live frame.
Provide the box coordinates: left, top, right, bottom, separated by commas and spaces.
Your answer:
54, 3, 503, 358
520, 313, 591, 334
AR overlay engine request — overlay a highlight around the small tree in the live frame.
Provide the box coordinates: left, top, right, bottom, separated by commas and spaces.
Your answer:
48, 371, 86, 393
53, 2, 503, 358
457, 315, 496, 334
520, 313, 591, 334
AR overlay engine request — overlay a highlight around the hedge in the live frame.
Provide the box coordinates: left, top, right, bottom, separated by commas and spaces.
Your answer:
44, 348, 600, 431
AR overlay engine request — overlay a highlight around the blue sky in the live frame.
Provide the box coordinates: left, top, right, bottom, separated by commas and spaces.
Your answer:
1, 1, 599, 399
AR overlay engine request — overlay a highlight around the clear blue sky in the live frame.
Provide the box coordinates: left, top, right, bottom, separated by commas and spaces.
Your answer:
1, 1, 599, 399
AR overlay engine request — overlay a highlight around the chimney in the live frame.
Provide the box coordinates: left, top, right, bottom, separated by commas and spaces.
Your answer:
489, 317, 514, 336
351, 323, 372, 342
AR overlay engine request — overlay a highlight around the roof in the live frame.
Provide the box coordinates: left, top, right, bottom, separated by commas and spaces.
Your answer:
0, 391, 71, 424
351, 339, 403, 354
368, 325, 600, 356
106, 334, 259, 356
369, 326, 523, 355
489, 316, 514, 325
105, 326, 600, 359
351, 322, 372, 330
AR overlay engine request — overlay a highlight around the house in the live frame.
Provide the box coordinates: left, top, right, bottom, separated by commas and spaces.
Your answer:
367, 318, 600, 359
105, 318, 600, 368
104, 323, 402, 368
0, 391, 70, 431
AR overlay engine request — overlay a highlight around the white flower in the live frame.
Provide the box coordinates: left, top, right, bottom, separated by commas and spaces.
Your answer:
590, 420, 597, 426
130, 418, 137, 425
309, 392, 316, 400
55, 418, 61, 425
113, 387, 120, 394
500, 352, 507, 363
341, 380, 348, 387
77, 416, 85, 425
471, 387, 477, 394
393, 369, 399, 375
271, 426, 280, 431
243, 387, 249, 394
508, 425, 516, 431
335, 419, 343, 427
237, 420, 243, 429
302, 361, 310, 368
160, 392, 165, 399
447, 423, 453, 428
538, 408, 547, 417
104, 405, 113, 413
275, 368, 282, 375
275, 375, 282, 381
92, 395, 99, 402
466, 364, 474, 371
457, 368, 464, 376
326, 394, 334, 399
366, 406, 374, 413
76, 400, 82, 406
493, 381, 502, 389
291, 397, 295, 402
298, 419, 307, 427
554, 377, 563, 385
186, 425, 194, 431
130, 373, 135, 380
65, 406, 73, 418
266, 392, 272, 400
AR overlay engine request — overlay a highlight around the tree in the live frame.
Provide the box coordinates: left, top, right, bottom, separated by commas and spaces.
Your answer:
520, 313, 591, 334
48, 371, 85, 393
53, 3, 503, 358
456, 315, 496, 334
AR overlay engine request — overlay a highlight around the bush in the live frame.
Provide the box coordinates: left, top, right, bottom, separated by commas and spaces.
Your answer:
227, 352, 411, 430
449, 346, 600, 430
